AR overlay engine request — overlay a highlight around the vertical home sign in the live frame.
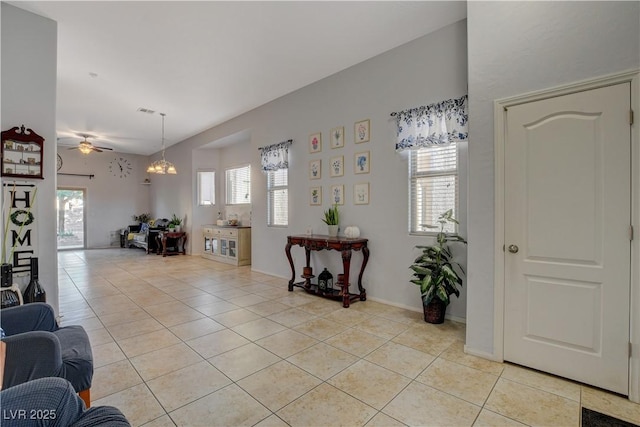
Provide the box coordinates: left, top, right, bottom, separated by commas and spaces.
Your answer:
2, 183, 38, 275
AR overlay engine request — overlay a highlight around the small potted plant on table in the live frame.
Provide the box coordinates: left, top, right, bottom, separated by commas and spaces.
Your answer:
169, 214, 183, 232
409, 209, 467, 324
322, 204, 339, 237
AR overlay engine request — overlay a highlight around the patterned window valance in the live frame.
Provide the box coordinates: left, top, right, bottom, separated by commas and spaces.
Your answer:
393, 95, 468, 152
258, 139, 292, 171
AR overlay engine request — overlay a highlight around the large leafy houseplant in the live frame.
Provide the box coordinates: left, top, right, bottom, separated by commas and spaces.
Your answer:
410, 209, 467, 323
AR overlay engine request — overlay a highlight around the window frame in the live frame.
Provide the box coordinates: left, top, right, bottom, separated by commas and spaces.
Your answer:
225, 164, 251, 206
196, 169, 216, 207
409, 143, 459, 235
267, 168, 288, 227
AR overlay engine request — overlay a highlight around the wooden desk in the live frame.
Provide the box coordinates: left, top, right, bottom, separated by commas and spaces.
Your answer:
285, 235, 368, 308
157, 231, 187, 257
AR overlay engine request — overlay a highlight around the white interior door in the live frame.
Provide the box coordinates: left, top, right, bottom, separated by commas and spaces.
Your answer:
504, 83, 631, 394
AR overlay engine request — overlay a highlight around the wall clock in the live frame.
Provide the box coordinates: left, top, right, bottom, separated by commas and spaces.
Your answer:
109, 157, 132, 178
57, 153, 63, 171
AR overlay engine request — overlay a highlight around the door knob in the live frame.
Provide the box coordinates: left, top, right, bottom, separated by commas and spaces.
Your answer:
508, 244, 519, 254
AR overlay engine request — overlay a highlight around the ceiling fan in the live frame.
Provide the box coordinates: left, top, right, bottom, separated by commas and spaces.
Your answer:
65, 134, 113, 154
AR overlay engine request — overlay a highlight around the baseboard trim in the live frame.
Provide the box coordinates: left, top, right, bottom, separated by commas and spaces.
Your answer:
249, 268, 289, 280
464, 345, 502, 362
239, 270, 469, 324
367, 296, 467, 324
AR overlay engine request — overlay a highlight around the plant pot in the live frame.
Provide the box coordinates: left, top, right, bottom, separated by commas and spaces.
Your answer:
174, 225, 181, 233
423, 299, 446, 324
327, 225, 339, 237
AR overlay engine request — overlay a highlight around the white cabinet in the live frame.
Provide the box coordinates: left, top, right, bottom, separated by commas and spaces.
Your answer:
202, 225, 251, 266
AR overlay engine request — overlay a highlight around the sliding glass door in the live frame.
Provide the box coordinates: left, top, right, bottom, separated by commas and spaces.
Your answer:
56, 188, 85, 250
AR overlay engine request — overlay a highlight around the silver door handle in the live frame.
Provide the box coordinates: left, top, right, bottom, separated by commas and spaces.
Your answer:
508, 244, 519, 254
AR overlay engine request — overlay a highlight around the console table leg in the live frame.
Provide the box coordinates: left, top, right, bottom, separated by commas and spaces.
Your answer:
341, 249, 352, 308
285, 242, 295, 291
358, 246, 369, 301
162, 236, 168, 257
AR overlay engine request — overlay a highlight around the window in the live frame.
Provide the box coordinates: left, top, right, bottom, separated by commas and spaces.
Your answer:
225, 165, 251, 205
267, 168, 288, 226
259, 139, 292, 227
410, 143, 458, 233
394, 95, 466, 234
197, 170, 215, 206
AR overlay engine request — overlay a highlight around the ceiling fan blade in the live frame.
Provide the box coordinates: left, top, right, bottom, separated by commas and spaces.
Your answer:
94, 146, 113, 151
67, 146, 79, 150
92, 147, 103, 153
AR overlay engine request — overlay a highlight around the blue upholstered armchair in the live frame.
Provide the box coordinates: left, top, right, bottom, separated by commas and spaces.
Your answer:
0, 303, 94, 407
1, 377, 130, 427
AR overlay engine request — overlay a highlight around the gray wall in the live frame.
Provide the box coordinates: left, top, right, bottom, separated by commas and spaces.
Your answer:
190, 136, 252, 257
1, 4, 59, 312
466, 1, 640, 355
57, 149, 151, 247
153, 20, 469, 318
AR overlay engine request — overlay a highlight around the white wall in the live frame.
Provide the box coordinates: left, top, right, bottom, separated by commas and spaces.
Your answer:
466, 1, 640, 355
148, 129, 193, 237
57, 149, 151, 247
1, 4, 59, 312
191, 147, 221, 254
190, 136, 252, 256
219, 140, 252, 227
153, 20, 469, 318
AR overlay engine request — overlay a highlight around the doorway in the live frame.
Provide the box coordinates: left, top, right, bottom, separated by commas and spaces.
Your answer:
493, 72, 640, 400
502, 82, 631, 394
56, 188, 86, 250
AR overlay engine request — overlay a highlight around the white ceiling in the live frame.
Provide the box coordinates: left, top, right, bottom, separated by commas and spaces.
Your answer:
10, 1, 467, 155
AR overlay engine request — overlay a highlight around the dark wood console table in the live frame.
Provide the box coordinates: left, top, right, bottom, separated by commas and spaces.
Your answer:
285, 235, 369, 308
156, 231, 187, 257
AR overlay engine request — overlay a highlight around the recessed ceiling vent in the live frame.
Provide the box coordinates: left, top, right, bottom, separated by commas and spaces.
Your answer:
137, 107, 156, 114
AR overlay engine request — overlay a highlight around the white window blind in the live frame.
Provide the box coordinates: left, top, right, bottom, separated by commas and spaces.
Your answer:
197, 170, 215, 206
410, 143, 458, 233
225, 165, 251, 205
267, 168, 288, 226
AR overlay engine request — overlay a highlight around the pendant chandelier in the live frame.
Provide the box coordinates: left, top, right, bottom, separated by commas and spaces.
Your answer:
147, 113, 177, 174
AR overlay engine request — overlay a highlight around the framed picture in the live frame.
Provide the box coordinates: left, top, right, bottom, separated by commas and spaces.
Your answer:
331, 184, 344, 205
310, 187, 322, 205
330, 126, 344, 149
354, 151, 370, 174
330, 156, 344, 177
309, 159, 321, 180
309, 132, 322, 153
354, 119, 370, 143
354, 182, 370, 205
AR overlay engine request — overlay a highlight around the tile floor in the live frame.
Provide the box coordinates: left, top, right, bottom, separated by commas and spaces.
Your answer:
56, 249, 640, 427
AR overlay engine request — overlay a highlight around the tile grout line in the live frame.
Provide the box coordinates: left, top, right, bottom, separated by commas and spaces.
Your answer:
58, 250, 589, 427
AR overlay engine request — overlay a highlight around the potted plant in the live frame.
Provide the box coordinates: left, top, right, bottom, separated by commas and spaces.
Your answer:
169, 214, 183, 232
409, 209, 467, 324
132, 212, 152, 224
322, 204, 339, 237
